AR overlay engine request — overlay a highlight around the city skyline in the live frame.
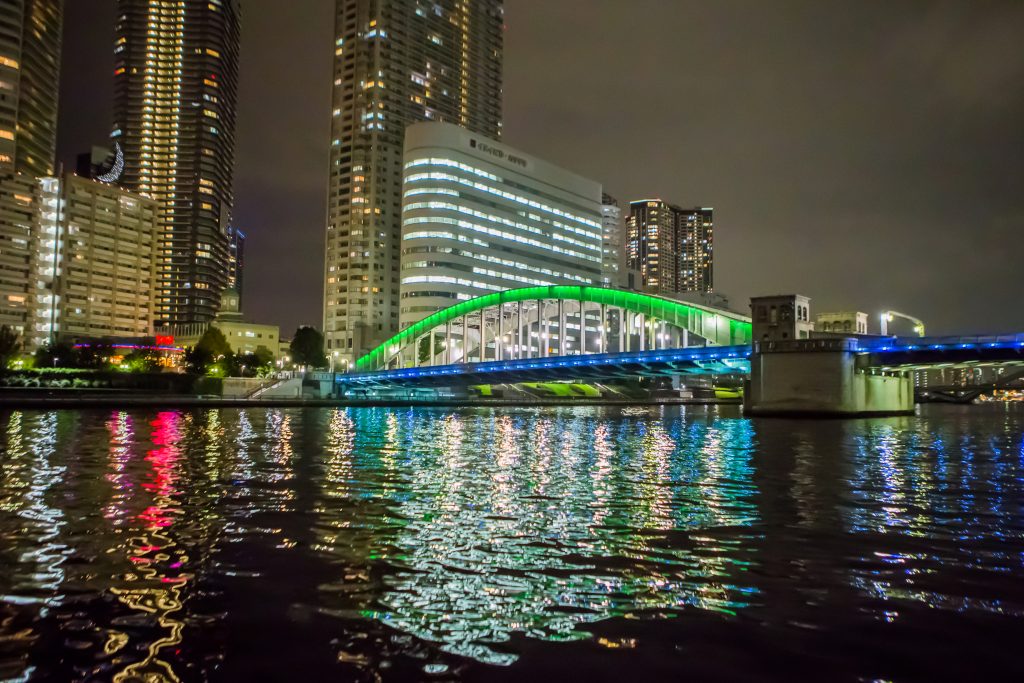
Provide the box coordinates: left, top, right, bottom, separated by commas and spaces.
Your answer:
55, 0, 1024, 336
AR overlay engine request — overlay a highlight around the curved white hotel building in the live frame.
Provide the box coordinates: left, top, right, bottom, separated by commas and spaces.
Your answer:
400, 122, 603, 328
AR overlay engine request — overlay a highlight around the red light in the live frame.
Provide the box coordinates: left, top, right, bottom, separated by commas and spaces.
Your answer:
156, 335, 174, 346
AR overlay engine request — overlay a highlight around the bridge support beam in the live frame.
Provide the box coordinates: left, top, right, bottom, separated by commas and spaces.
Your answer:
518, 302, 525, 360
541, 300, 549, 357
619, 309, 626, 353
496, 305, 503, 361
535, 299, 542, 358
745, 338, 915, 417
561, 301, 569, 356
580, 301, 588, 355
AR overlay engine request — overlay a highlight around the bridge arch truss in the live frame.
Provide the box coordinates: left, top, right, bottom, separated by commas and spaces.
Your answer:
355, 286, 752, 372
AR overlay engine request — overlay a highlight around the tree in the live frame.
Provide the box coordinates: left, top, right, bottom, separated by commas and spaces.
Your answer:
196, 326, 231, 359
0, 325, 20, 371
34, 341, 77, 369
183, 326, 234, 375
251, 346, 274, 369
184, 346, 214, 375
290, 326, 327, 369
121, 348, 161, 373
77, 343, 115, 369
235, 347, 274, 378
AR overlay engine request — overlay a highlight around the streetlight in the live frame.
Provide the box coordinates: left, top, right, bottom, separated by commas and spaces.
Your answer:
879, 311, 926, 337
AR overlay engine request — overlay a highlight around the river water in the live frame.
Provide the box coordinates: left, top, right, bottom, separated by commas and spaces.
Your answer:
0, 404, 1022, 681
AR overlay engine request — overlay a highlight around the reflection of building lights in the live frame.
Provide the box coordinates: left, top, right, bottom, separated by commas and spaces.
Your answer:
113, 412, 187, 678
313, 408, 760, 665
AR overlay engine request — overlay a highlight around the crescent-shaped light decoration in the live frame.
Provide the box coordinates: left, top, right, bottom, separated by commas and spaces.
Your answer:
97, 142, 125, 183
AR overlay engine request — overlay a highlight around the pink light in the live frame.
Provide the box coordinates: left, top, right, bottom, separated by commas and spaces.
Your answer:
73, 343, 184, 353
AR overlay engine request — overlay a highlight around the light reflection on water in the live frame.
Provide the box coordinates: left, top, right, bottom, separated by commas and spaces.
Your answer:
0, 404, 1022, 680
336, 411, 760, 665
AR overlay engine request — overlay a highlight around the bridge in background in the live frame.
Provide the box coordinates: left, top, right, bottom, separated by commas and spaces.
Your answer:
918, 368, 1024, 404
336, 287, 1023, 414
336, 334, 1024, 390
354, 285, 753, 373
340, 344, 752, 389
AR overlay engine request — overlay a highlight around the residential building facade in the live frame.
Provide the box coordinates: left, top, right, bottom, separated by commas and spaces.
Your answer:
227, 224, 244, 302
600, 193, 623, 287
0, 174, 37, 334
0, 0, 62, 176
111, 0, 240, 326
398, 122, 603, 328
323, 0, 504, 362
626, 199, 713, 297
0, 0, 61, 338
30, 174, 159, 349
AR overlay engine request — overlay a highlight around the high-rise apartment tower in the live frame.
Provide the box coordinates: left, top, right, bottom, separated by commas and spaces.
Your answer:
0, 0, 61, 337
323, 0, 504, 362
600, 193, 623, 287
112, 0, 240, 326
0, 0, 62, 176
31, 174, 160, 349
626, 199, 713, 297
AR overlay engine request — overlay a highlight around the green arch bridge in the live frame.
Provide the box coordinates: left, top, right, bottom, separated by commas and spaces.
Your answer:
354, 285, 753, 373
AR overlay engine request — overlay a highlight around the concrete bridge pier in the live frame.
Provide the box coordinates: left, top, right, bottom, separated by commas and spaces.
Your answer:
744, 338, 914, 417
743, 294, 913, 417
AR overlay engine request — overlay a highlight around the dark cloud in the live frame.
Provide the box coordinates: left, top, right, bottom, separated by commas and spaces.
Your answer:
59, 0, 1024, 335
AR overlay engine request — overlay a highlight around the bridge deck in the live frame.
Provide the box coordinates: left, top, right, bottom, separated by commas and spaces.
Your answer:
860, 334, 1024, 370
338, 345, 752, 388
336, 334, 1024, 388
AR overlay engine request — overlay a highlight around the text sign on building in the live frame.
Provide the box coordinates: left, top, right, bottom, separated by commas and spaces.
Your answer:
470, 138, 529, 170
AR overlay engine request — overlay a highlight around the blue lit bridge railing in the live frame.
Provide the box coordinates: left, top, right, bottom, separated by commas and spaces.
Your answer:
336, 344, 752, 388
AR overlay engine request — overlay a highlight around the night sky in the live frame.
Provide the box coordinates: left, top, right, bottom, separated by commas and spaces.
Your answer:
57, 1, 1024, 336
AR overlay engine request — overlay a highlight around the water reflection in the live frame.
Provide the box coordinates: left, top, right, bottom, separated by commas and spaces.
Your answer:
840, 411, 1024, 623
0, 405, 1022, 680
311, 408, 761, 665
107, 411, 188, 682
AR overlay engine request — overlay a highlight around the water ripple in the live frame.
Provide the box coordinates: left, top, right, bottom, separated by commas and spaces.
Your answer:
0, 404, 1022, 679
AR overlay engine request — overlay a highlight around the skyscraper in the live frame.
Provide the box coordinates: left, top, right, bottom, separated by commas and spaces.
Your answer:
0, 0, 62, 176
227, 224, 244, 301
111, 0, 240, 327
0, 0, 61, 337
600, 193, 623, 287
626, 200, 714, 297
323, 0, 504, 362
